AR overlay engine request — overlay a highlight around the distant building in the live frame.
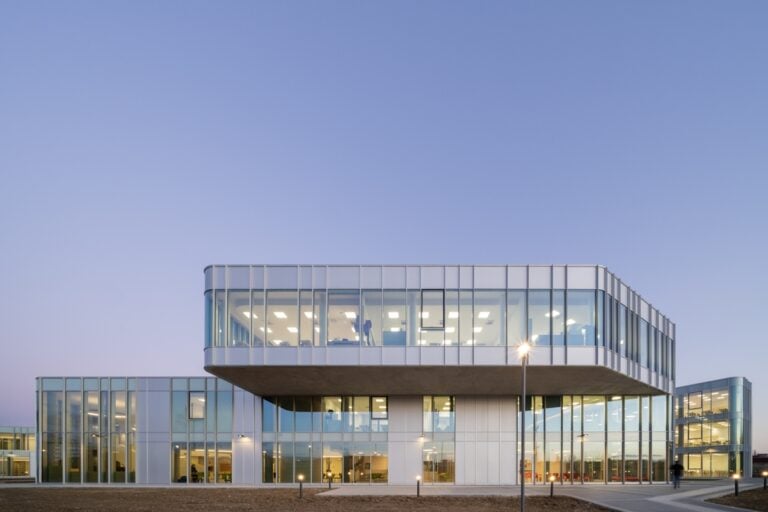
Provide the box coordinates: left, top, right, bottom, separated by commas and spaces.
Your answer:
753, 453, 768, 478
0, 426, 36, 480
674, 377, 751, 478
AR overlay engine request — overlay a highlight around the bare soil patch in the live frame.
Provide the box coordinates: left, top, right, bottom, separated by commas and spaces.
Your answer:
0, 488, 613, 512
708, 487, 768, 511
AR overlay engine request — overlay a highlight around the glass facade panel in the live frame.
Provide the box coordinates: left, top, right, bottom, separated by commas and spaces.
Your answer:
421, 290, 445, 330
204, 291, 213, 348
618, 305, 627, 357
251, 291, 265, 346
459, 291, 473, 346
227, 290, 251, 347
361, 290, 382, 346
214, 291, 226, 347
566, 291, 595, 346
444, 291, 460, 346
528, 290, 550, 346
299, 291, 314, 347
327, 290, 360, 346
474, 291, 505, 346
507, 290, 526, 346
551, 290, 565, 346
267, 291, 298, 346
382, 291, 406, 346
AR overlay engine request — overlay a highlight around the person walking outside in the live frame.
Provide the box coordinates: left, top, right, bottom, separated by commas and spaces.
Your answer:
671, 459, 684, 488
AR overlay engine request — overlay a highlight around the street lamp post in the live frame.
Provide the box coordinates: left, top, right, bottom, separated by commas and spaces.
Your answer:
518, 341, 531, 512
416, 475, 421, 497
298, 474, 304, 498
733, 473, 740, 497
762, 470, 767, 490
549, 475, 556, 497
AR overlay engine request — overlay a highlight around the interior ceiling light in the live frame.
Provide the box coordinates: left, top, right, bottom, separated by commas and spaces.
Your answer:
303, 312, 313, 319
566, 319, 576, 326
273, 311, 287, 319
445, 327, 455, 333
420, 312, 430, 319
344, 311, 357, 319
242, 311, 251, 319
387, 312, 400, 319
478, 311, 490, 319
545, 310, 561, 318
287, 327, 298, 333
473, 326, 482, 333
448, 311, 459, 319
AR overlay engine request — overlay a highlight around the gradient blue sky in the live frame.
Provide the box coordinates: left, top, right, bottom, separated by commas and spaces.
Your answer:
1, 1, 766, 451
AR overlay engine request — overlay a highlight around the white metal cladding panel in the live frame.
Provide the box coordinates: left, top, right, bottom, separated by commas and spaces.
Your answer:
421, 266, 444, 288
229, 266, 250, 289
213, 266, 225, 289
528, 346, 549, 366
299, 266, 313, 289
474, 266, 506, 289
387, 396, 422, 485
455, 397, 517, 485
459, 266, 473, 288
421, 347, 443, 365
382, 347, 406, 365
313, 267, 326, 289
205, 267, 213, 290
597, 267, 605, 291
474, 347, 505, 365
361, 266, 382, 289
265, 347, 297, 365
227, 348, 250, 365
568, 347, 594, 366
146, 390, 171, 433
528, 266, 551, 289
568, 266, 596, 289
327, 266, 359, 289
233, 390, 258, 485
251, 266, 265, 288
553, 346, 565, 366
445, 266, 460, 288
382, 266, 406, 289
360, 347, 381, 365
506, 266, 526, 289
266, 266, 298, 289
406, 266, 421, 289
552, 266, 566, 289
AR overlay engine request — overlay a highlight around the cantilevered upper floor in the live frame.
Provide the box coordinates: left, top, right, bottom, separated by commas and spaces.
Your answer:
204, 265, 675, 397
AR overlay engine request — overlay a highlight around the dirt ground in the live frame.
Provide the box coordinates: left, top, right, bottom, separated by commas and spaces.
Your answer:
0, 488, 613, 512
708, 487, 768, 512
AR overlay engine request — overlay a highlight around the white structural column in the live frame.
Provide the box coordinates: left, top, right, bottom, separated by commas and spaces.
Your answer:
134, 379, 172, 484
387, 396, 424, 484
455, 396, 517, 485
232, 390, 260, 485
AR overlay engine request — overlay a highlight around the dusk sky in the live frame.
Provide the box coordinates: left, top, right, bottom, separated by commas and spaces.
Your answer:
1, 2, 767, 452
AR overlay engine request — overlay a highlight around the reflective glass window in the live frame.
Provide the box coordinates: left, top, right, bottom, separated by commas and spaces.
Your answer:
278, 397, 293, 432
217, 391, 232, 433
262, 397, 276, 432
507, 291, 526, 347
544, 396, 562, 432
382, 291, 406, 346
204, 291, 213, 348
406, 291, 420, 346
444, 291, 459, 346
214, 291, 226, 347
624, 396, 639, 432
583, 396, 605, 432
640, 320, 648, 367
323, 397, 342, 432
313, 291, 326, 347
711, 389, 729, 415
327, 290, 360, 346
551, 291, 565, 346
459, 291, 473, 346
596, 291, 604, 347
189, 392, 205, 419
267, 291, 298, 346
227, 290, 251, 347
474, 291, 505, 346
618, 305, 627, 357
566, 291, 595, 346
607, 396, 622, 432
294, 397, 312, 432
299, 291, 314, 347
651, 395, 667, 432
251, 291, 265, 346
421, 290, 445, 330
528, 290, 551, 346
361, 290, 382, 346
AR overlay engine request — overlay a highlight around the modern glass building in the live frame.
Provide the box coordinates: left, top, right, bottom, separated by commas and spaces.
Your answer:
37, 264, 676, 485
674, 377, 752, 478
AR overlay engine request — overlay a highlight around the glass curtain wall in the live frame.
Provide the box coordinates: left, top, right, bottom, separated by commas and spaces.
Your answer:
521, 394, 669, 485
262, 395, 390, 483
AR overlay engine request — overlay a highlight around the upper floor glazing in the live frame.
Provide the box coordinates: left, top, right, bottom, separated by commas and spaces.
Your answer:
204, 265, 675, 377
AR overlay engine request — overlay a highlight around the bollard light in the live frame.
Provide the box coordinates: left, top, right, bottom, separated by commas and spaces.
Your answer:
549, 475, 556, 497
298, 474, 304, 498
416, 475, 421, 497
733, 473, 740, 497
327, 470, 333, 490
762, 470, 767, 490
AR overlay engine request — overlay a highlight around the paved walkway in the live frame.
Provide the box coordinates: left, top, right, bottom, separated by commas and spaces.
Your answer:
322, 479, 763, 512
